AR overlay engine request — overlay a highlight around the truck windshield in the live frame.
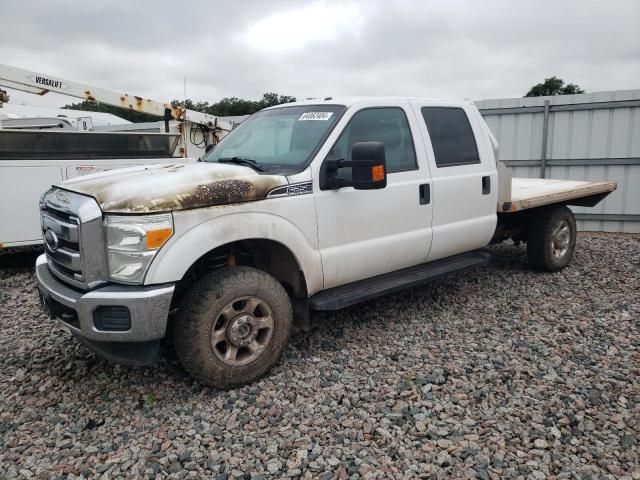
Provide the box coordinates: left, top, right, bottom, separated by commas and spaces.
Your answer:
203, 105, 345, 174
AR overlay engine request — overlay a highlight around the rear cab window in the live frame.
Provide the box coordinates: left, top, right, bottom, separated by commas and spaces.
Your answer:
420, 107, 480, 167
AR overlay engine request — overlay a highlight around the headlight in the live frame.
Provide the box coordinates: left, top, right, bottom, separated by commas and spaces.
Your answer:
105, 213, 173, 284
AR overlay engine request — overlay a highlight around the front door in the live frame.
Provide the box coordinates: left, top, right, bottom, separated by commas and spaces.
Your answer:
313, 101, 433, 289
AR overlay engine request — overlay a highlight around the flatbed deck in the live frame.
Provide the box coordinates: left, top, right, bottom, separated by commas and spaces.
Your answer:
499, 178, 617, 213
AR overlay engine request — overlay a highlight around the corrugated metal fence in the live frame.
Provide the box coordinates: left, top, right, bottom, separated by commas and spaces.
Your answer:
475, 89, 640, 233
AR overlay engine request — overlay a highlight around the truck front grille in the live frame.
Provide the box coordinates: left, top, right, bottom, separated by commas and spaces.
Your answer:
40, 188, 108, 291
42, 208, 84, 283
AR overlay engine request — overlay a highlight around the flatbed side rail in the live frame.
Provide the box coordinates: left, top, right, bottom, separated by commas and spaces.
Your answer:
499, 178, 617, 213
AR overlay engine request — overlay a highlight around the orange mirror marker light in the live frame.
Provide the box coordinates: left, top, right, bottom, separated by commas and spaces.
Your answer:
371, 165, 385, 182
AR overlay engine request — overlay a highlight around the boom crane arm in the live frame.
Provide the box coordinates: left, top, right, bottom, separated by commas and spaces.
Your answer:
0, 64, 233, 156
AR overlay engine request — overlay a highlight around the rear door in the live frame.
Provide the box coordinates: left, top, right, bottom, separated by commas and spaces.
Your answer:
409, 101, 497, 261
313, 100, 434, 289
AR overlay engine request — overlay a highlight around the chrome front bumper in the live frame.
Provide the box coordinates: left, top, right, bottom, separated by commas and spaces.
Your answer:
36, 254, 174, 360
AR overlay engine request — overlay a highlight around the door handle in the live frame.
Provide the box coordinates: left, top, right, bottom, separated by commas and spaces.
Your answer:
482, 176, 491, 195
419, 184, 430, 205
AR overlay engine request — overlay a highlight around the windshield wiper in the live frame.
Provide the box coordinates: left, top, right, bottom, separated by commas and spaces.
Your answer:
217, 157, 264, 172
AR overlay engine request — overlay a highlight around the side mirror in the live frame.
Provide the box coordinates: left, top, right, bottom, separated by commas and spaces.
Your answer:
204, 143, 215, 154
320, 141, 387, 190
350, 142, 387, 190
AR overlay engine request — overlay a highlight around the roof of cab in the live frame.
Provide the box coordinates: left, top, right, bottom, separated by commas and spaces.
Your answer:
265, 96, 473, 110
264, 96, 475, 110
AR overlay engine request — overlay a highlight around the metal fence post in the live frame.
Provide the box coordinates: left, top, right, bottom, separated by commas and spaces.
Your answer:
540, 100, 551, 178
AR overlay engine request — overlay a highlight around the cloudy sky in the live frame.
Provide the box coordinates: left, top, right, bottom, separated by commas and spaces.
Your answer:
1, 0, 639, 108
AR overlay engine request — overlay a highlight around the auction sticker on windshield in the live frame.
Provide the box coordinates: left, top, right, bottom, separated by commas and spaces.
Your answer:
298, 112, 334, 121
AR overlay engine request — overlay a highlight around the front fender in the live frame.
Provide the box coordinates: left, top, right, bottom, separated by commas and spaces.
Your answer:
144, 210, 323, 295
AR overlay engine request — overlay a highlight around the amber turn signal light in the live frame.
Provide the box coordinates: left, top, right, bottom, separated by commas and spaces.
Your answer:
371, 165, 385, 182
146, 228, 173, 249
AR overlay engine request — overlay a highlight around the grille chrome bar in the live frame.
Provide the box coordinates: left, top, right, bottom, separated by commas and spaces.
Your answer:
42, 212, 79, 244
47, 258, 84, 285
45, 244, 82, 272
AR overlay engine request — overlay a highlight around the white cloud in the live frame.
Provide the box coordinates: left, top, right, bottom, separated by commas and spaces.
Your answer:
240, 2, 363, 52
0, 0, 638, 108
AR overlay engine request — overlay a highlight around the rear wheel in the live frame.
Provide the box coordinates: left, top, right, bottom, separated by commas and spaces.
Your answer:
527, 205, 577, 271
173, 267, 293, 388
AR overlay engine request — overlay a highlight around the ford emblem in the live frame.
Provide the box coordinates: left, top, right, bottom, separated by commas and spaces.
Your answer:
44, 229, 59, 252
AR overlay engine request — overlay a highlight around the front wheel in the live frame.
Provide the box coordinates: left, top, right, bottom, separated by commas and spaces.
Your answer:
172, 267, 293, 388
527, 205, 577, 271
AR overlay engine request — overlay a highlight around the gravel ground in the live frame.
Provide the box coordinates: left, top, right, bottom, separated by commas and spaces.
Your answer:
1, 233, 638, 479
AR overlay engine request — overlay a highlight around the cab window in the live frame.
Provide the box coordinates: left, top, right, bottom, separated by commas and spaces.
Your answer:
327, 107, 417, 177
421, 107, 480, 167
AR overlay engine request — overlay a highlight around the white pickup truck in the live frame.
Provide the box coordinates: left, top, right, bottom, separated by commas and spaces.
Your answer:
35, 97, 616, 387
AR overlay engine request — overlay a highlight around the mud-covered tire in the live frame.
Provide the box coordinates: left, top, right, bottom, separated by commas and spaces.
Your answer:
527, 206, 577, 272
172, 267, 293, 388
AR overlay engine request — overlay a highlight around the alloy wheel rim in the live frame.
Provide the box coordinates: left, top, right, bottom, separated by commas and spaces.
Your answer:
210, 296, 274, 366
551, 220, 571, 259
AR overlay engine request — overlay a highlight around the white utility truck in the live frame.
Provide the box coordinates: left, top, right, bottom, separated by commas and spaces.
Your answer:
0, 64, 232, 248
0, 128, 185, 248
35, 97, 616, 387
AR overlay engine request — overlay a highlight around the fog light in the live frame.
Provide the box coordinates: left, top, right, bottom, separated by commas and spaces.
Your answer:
93, 306, 131, 331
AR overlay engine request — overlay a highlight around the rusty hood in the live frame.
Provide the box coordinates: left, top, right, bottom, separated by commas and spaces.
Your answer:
57, 162, 288, 213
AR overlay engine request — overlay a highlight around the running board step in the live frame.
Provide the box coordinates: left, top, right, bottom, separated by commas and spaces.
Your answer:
310, 250, 491, 311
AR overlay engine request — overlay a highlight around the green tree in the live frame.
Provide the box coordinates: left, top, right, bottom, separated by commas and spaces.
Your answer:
173, 92, 297, 117
525, 77, 585, 97
0, 88, 9, 107
258, 92, 296, 109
